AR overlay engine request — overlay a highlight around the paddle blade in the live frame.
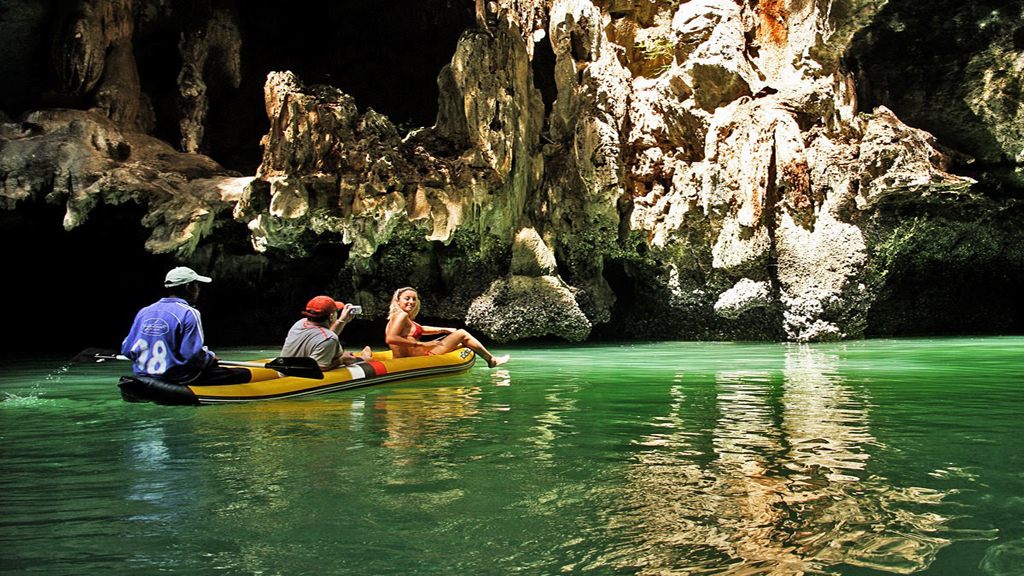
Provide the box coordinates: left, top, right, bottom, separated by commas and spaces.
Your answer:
266, 356, 324, 380
72, 348, 122, 363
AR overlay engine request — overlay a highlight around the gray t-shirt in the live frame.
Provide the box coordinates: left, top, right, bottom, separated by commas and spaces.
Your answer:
280, 319, 342, 369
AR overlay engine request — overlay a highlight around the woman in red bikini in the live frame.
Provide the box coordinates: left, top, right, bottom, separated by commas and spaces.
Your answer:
385, 286, 509, 368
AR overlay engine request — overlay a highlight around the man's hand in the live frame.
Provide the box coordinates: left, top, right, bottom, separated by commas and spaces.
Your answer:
338, 303, 357, 323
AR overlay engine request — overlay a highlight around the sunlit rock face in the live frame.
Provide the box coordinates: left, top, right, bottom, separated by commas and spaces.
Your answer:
1, 0, 1022, 344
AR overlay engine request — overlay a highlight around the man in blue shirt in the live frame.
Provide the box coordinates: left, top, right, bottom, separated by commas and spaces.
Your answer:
121, 266, 250, 385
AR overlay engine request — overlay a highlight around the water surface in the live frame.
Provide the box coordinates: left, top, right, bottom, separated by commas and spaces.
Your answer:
2, 338, 1022, 575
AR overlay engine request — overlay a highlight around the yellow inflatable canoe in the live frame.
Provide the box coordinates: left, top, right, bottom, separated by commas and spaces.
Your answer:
118, 348, 477, 405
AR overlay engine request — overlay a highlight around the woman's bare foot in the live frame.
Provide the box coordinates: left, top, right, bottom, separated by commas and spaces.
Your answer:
487, 354, 510, 368
359, 346, 373, 362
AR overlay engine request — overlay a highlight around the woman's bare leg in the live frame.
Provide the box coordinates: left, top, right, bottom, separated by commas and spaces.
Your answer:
434, 329, 509, 368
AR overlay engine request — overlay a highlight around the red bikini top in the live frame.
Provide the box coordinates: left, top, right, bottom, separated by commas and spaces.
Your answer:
410, 324, 423, 340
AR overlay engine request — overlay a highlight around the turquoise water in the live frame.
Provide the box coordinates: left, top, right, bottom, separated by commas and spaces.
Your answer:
1, 338, 1022, 575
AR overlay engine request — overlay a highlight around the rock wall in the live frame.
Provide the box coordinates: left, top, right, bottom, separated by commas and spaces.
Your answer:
850, 0, 1024, 194
1, 0, 1021, 346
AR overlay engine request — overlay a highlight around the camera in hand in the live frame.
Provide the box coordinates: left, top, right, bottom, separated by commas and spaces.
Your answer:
349, 305, 362, 315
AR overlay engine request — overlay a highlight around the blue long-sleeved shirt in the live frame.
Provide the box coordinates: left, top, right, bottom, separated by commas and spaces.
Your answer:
121, 298, 216, 383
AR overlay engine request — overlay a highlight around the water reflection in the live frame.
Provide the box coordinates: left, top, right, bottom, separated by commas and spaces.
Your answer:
119, 387, 492, 573
624, 345, 953, 574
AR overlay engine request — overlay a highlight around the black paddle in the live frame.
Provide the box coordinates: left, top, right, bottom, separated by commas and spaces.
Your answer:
72, 348, 324, 380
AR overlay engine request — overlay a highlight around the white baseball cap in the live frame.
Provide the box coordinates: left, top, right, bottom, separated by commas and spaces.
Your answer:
165, 266, 212, 288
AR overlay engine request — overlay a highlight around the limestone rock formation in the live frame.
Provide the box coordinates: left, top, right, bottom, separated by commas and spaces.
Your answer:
0, 108, 246, 255
466, 227, 592, 341
850, 0, 1024, 193
1, 0, 1021, 344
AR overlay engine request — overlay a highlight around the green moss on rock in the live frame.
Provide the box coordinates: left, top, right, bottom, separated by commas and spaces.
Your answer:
868, 211, 1024, 334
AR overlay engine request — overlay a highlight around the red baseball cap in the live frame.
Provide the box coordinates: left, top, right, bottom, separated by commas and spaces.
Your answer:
302, 296, 344, 319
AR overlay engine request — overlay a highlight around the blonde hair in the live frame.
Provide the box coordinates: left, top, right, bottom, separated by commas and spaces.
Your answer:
389, 286, 421, 320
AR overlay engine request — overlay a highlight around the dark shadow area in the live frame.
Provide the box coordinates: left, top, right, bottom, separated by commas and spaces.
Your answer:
0, 0, 57, 116
866, 278, 1024, 337
0, 203, 175, 359
589, 258, 638, 341
531, 31, 558, 127
0, 203, 383, 359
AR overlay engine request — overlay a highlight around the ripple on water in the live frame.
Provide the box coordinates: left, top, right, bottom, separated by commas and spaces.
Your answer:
979, 539, 1024, 576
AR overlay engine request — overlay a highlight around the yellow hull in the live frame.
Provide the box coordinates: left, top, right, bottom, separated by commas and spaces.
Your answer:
118, 348, 476, 405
